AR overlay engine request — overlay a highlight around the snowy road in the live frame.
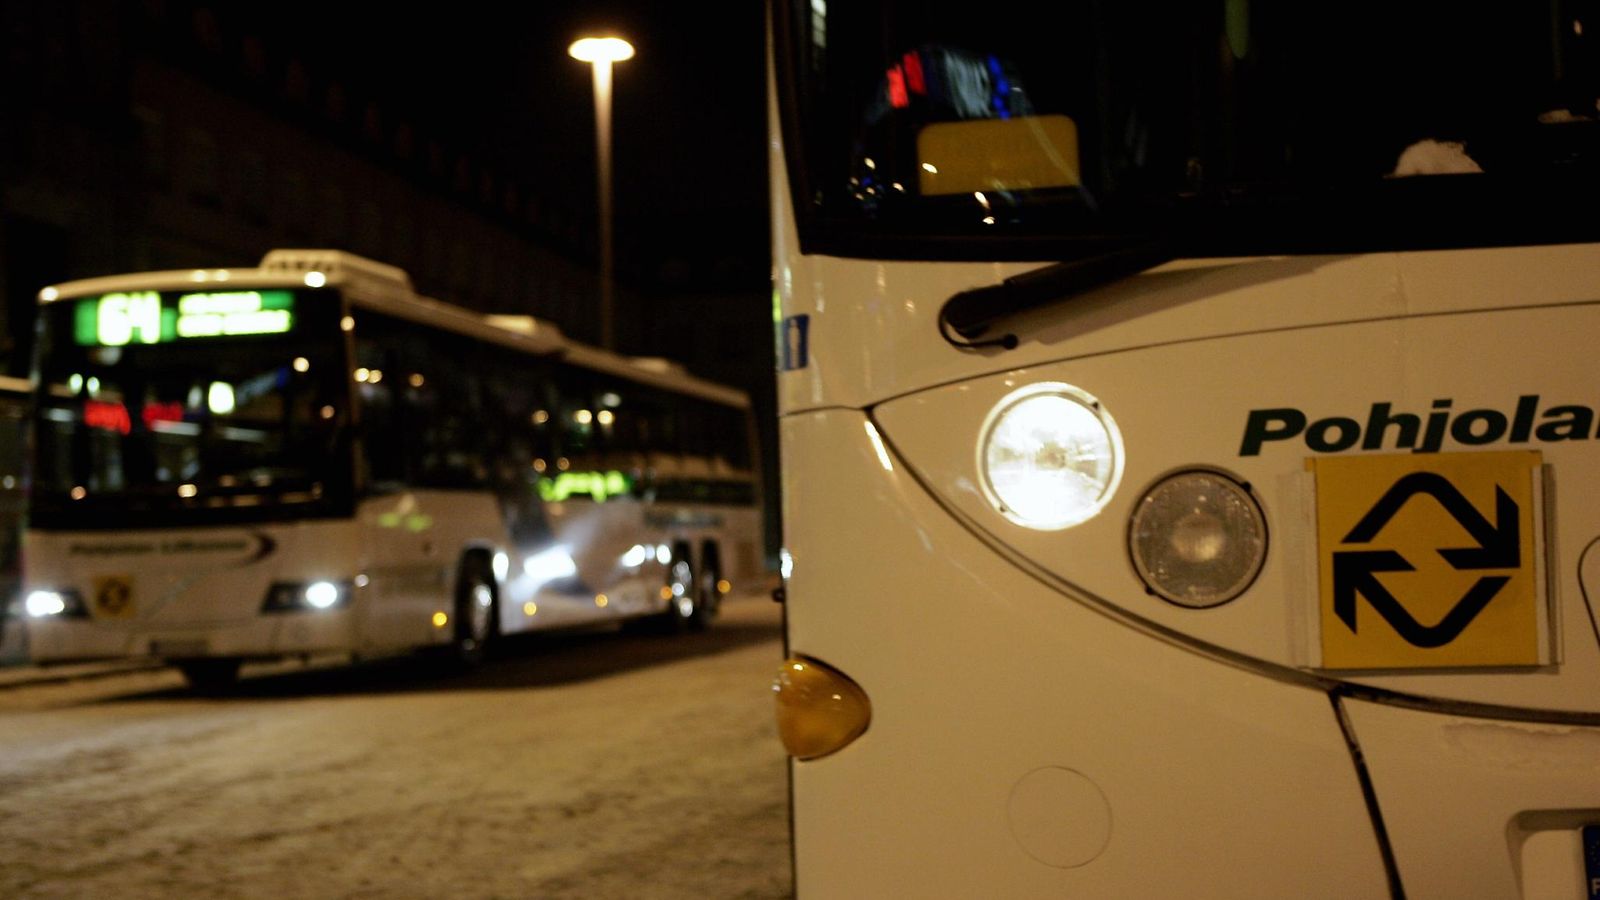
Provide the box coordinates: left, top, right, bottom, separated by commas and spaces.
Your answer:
0, 596, 791, 899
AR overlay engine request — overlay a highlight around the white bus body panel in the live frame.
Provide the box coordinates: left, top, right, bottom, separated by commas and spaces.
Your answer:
775, 240, 1600, 417
871, 300, 1600, 714
1343, 699, 1600, 899
28, 491, 511, 663
26, 521, 364, 662
503, 496, 762, 631
354, 490, 509, 651
783, 409, 1389, 898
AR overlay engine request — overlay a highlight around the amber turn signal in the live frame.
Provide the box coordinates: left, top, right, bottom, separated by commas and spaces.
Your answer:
773, 656, 871, 760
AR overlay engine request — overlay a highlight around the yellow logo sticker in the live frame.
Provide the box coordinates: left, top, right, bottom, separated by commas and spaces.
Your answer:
92, 575, 135, 619
1312, 450, 1542, 669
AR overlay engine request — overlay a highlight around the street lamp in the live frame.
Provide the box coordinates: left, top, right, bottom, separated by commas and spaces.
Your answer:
569, 35, 634, 351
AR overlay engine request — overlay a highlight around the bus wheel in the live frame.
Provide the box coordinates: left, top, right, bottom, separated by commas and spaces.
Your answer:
691, 547, 720, 631
452, 555, 498, 667
176, 658, 241, 693
666, 552, 696, 631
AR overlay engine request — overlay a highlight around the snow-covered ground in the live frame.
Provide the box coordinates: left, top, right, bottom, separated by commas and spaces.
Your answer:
0, 596, 791, 899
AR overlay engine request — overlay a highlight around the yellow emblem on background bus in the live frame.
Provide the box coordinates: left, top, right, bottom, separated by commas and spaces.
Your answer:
91, 575, 135, 619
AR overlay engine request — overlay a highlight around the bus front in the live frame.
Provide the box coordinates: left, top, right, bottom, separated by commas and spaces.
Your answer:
772, 2, 1600, 897
21, 279, 356, 685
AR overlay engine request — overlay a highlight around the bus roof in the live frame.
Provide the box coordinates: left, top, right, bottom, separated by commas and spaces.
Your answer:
38, 249, 749, 410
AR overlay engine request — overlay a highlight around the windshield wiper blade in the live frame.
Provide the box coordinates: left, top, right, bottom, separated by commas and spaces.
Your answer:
939, 241, 1174, 350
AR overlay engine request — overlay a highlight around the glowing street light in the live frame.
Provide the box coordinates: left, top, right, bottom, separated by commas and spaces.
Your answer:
569, 35, 635, 351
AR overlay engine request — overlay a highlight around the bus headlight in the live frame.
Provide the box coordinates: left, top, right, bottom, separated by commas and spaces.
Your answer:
1128, 470, 1267, 608
524, 546, 578, 585
24, 589, 86, 618
262, 580, 352, 613
978, 382, 1122, 530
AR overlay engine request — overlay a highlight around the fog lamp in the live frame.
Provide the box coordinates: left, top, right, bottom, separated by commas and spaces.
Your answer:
1128, 469, 1267, 608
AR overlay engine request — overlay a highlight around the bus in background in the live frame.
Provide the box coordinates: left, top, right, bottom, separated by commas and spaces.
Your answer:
19, 249, 762, 689
769, 3, 1600, 897
0, 376, 29, 663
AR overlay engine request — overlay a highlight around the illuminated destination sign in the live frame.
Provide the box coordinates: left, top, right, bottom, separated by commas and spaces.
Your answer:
74, 291, 296, 346
538, 470, 635, 502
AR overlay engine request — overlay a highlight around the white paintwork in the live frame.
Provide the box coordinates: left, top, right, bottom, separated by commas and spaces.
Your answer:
26, 490, 760, 667
1344, 699, 1600, 898
871, 300, 1600, 713
775, 207, 1600, 416
782, 410, 1388, 897
26, 520, 364, 662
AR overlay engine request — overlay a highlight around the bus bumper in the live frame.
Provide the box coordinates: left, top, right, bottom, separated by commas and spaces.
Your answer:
1344, 699, 1600, 898
25, 609, 356, 663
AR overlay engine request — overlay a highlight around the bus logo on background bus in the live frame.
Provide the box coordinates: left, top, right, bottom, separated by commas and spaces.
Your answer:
92, 575, 135, 619
1311, 450, 1543, 670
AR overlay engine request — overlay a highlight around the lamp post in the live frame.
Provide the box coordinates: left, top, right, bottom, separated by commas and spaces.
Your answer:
569, 35, 634, 351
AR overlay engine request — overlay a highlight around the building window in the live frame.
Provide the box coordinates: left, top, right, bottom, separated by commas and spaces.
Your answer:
238, 150, 269, 224
318, 185, 348, 245
356, 200, 383, 255
131, 105, 168, 189
181, 127, 221, 208
280, 170, 310, 239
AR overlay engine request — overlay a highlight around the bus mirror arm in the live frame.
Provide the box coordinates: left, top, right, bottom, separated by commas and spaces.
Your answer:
938, 239, 1174, 352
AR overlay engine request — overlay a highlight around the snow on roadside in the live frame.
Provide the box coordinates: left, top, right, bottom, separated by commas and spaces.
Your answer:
0, 599, 792, 899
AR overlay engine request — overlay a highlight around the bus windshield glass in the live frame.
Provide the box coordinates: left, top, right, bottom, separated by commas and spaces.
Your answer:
31, 288, 350, 528
779, 0, 1600, 259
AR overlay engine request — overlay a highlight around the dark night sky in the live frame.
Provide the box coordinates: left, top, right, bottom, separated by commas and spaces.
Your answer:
238, 0, 771, 289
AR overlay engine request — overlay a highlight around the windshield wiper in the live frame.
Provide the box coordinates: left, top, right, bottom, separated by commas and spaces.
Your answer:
938, 240, 1174, 350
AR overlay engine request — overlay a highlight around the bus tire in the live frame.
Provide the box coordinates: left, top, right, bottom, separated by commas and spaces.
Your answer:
664, 543, 696, 633
176, 658, 241, 693
691, 542, 721, 631
451, 553, 498, 667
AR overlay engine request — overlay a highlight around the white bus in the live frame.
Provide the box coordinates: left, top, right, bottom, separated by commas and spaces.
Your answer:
19, 249, 763, 688
768, 3, 1600, 897
0, 376, 29, 663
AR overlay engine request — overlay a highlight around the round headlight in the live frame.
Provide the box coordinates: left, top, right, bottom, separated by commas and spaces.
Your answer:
978, 383, 1122, 530
1128, 470, 1267, 608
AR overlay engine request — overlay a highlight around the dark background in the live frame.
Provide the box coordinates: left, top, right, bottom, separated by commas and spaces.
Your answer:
0, 0, 777, 555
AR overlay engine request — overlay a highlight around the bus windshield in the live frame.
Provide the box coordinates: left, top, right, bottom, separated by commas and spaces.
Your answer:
778, 0, 1600, 259
31, 288, 350, 528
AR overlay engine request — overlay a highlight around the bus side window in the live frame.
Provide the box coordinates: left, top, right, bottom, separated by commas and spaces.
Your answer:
603, 379, 645, 492
352, 314, 412, 490
641, 387, 681, 480
482, 351, 552, 546
555, 366, 597, 469
416, 333, 489, 489
679, 400, 712, 479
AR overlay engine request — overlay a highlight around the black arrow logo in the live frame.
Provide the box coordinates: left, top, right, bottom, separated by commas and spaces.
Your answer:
1333, 551, 1510, 647
1342, 472, 1518, 569
1333, 471, 1521, 648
